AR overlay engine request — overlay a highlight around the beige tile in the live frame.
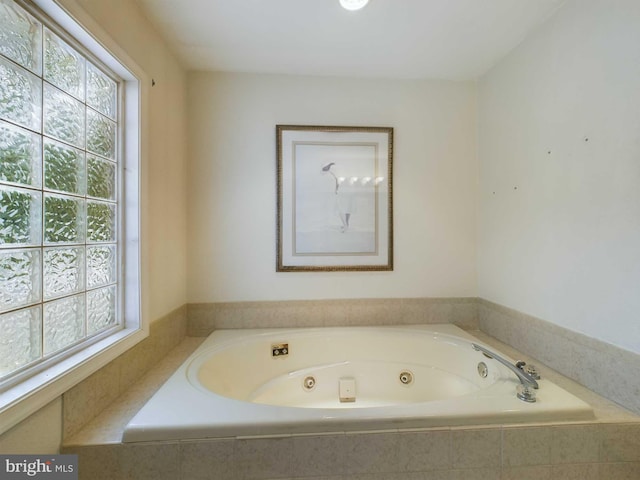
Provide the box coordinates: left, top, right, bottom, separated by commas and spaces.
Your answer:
600, 424, 640, 462
180, 439, 236, 480
63, 376, 97, 439
235, 436, 293, 479
92, 360, 121, 414
188, 297, 482, 331
551, 463, 599, 480
186, 303, 216, 336
451, 428, 501, 468
116, 338, 150, 392
476, 299, 640, 417
71, 444, 122, 480
218, 300, 324, 328
397, 430, 451, 471
351, 473, 449, 480
159, 305, 188, 352
502, 426, 551, 467
398, 298, 434, 324
174, 305, 188, 342
449, 467, 500, 480
341, 298, 403, 326
291, 434, 347, 477
398, 298, 470, 326
0, 398, 62, 454
287, 476, 343, 480
344, 432, 400, 474
550, 424, 600, 464
63, 403, 129, 446
424, 303, 454, 325
410, 472, 451, 480
144, 326, 167, 368
598, 462, 640, 480
271, 301, 326, 328
119, 442, 180, 480
63, 337, 204, 447
477, 303, 512, 345
500, 465, 552, 480
579, 345, 640, 416
450, 301, 478, 329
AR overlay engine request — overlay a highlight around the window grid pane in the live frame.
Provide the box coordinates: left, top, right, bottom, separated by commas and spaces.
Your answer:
0, 247, 41, 313
43, 83, 85, 148
0, 0, 120, 383
86, 62, 116, 120
0, 0, 42, 74
44, 28, 85, 100
43, 138, 85, 195
0, 55, 42, 132
0, 305, 42, 376
0, 120, 42, 188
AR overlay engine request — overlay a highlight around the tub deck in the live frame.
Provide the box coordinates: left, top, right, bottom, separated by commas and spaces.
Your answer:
62, 332, 640, 480
63, 331, 638, 447
123, 325, 598, 441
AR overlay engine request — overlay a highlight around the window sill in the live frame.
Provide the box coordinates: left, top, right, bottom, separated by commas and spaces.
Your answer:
0, 325, 147, 435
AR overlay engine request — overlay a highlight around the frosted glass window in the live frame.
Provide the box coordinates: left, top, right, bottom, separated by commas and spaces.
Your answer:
0, 120, 42, 188
0, 0, 42, 74
86, 109, 115, 159
0, 248, 41, 312
44, 138, 85, 195
43, 84, 85, 148
87, 245, 116, 288
43, 246, 85, 300
87, 63, 116, 119
0, 55, 41, 132
87, 285, 116, 334
87, 201, 115, 243
44, 194, 85, 244
43, 294, 85, 355
0, 306, 41, 376
44, 28, 85, 100
87, 155, 115, 200
0, 0, 122, 383
0, 184, 41, 247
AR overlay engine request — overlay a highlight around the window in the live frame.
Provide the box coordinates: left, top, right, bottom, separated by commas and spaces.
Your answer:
0, 0, 142, 430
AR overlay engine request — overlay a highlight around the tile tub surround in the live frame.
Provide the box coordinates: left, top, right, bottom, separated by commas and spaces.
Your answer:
187, 298, 479, 335
478, 299, 640, 416
64, 426, 640, 480
62, 305, 188, 440
62, 331, 640, 480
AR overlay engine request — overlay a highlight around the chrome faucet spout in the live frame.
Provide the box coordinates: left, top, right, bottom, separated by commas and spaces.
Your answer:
471, 343, 539, 390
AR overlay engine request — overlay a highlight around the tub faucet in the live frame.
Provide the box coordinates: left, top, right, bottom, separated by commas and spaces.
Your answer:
471, 343, 539, 402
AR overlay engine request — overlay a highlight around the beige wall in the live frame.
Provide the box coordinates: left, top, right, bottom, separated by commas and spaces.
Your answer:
67, 0, 189, 322
0, 0, 188, 452
478, 0, 640, 353
187, 72, 478, 302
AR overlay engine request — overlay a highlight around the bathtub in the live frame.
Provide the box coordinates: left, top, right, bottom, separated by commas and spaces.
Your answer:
123, 325, 593, 442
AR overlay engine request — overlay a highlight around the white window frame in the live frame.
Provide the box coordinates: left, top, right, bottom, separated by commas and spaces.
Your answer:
0, 0, 147, 435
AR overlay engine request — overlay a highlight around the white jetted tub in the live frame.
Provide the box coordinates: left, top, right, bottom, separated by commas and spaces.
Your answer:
123, 325, 593, 442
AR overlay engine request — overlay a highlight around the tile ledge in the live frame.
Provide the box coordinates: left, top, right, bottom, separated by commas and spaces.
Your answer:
62, 337, 204, 449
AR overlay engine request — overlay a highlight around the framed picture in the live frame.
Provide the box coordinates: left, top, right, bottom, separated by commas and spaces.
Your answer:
277, 125, 393, 271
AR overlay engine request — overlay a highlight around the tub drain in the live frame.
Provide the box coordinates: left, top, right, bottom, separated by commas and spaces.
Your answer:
399, 371, 414, 385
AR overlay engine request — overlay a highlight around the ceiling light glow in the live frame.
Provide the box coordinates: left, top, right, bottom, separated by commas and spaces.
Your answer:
339, 0, 369, 11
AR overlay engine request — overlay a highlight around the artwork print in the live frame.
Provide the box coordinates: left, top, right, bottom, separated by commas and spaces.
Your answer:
277, 125, 393, 271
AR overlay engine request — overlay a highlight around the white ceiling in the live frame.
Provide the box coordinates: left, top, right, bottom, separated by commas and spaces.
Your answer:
135, 0, 566, 80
